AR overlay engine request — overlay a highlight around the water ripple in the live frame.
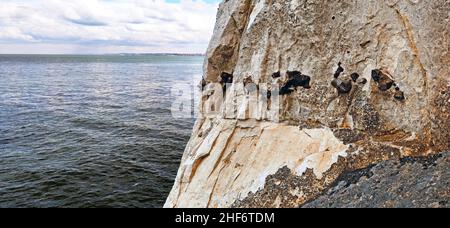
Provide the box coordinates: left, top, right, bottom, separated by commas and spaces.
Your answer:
0, 55, 200, 208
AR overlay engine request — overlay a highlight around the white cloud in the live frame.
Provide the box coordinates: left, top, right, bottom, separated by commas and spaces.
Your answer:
0, 0, 220, 54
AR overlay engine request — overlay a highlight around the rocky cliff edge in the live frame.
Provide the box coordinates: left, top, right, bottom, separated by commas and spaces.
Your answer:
165, 0, 449, 208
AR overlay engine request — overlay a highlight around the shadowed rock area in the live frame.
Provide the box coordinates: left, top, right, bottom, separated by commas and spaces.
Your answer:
302, 152, 450, 208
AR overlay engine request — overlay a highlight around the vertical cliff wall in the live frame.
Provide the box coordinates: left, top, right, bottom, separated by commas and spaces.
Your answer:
165, 0, 449, 208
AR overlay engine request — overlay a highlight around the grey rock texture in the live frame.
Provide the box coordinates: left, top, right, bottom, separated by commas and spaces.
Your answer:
302, 152, 450, 208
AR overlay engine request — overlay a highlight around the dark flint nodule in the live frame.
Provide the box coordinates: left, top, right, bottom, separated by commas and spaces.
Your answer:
378, 78, 394, 91
371, 69, 381, 82
351, 73, 360, 82
286, 72, 311, 88
267, 90, 272, 100
372, 69, 395, 91
377, 73, 394, 91
279, 86, 294, 95
220, 72, 233, 84
394, 90, 405, 101
272, 71, 281, 79
358, 78, 368, 85
287, 71, 302, 79
280, 71, 311, 95
220, 72, 233, 95
331, 78, 352, 94
334, 62, 344, 78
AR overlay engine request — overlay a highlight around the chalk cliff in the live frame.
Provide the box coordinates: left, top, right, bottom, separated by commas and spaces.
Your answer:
165, 0, 449, 208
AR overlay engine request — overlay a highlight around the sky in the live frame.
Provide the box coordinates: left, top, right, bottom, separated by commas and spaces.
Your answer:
0, 0, 221, 54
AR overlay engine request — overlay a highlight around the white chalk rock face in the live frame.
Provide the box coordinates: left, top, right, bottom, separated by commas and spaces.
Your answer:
165, 0, 450, 208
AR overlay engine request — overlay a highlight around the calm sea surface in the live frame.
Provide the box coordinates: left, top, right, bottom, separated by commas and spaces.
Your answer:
0, 54, 202, 208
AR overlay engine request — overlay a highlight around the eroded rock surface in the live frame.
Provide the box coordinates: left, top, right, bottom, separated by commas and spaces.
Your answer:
165, 0, 449, 208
